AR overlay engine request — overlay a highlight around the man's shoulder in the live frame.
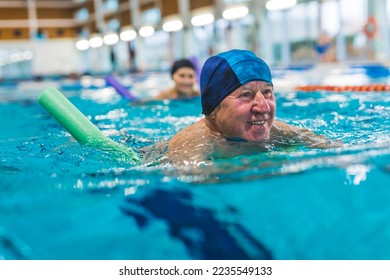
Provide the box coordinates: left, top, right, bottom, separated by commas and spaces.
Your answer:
271, 120, 296, 135
167, 118, 213, 164
169, 119, 206, 143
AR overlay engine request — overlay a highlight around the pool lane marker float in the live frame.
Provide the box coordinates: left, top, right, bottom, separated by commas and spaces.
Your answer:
295, 84, 390, 92
38, 87, 141, 165
104, 74, 138, 101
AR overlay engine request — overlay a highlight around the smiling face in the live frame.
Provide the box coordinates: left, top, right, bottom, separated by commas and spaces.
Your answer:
172, 67, 197, 96
208, 81, 276, 141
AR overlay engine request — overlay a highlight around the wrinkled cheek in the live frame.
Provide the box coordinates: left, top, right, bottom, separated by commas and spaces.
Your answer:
270, 103, 276, 117
223, 119, 241, 136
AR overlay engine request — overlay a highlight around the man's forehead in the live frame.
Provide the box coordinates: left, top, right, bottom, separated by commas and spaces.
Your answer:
239, 81, 273, 89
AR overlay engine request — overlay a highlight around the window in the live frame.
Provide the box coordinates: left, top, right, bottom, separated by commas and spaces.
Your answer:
75, 8, 89, 22
141, 8, 161, 25
105, 0, 118, 13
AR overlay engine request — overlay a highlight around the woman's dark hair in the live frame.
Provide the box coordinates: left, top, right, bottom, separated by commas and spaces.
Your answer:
170, 59, 195, 76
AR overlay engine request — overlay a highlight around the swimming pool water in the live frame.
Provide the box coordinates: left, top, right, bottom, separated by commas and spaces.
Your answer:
1, 74, 390, 260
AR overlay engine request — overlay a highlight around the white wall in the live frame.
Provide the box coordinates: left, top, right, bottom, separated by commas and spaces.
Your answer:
0, 38, 115, 79
32, 39, 83, 76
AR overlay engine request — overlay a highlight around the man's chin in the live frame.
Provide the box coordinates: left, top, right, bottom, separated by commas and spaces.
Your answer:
244, 133, 270, 142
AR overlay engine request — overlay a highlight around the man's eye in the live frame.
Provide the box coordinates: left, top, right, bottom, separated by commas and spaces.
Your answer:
240, 92, 252, 98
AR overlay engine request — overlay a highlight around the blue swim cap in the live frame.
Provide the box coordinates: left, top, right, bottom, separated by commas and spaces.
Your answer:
200, 49, 272, 115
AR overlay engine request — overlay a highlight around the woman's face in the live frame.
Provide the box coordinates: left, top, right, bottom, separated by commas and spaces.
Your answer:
210, 81, 276, 141
172, 67, 197, 95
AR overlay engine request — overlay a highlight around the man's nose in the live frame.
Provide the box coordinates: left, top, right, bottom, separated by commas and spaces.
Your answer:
252, 92, 270, 114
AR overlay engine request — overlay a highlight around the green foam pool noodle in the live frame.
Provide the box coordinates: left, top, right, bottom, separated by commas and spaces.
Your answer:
38, 87, 141, 165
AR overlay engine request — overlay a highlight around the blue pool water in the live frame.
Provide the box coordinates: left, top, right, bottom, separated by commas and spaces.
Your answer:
1, 72, 390, 260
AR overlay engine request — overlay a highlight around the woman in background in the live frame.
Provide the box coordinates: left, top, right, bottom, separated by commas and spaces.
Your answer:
155, 59, 200, 100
